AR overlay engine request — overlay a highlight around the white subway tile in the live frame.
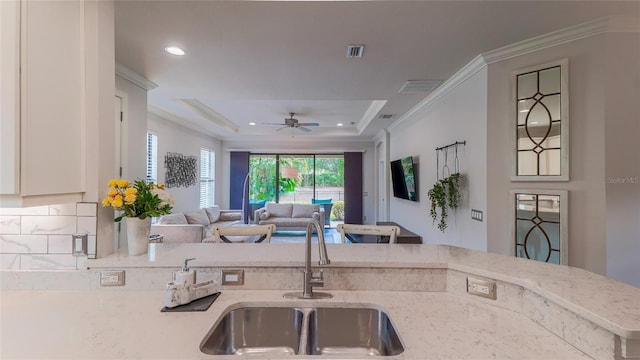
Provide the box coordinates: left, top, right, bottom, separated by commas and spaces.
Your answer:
0, 254, 21, 269
20, 216, 76, 235
0, 206, 49, 216
21, 254, 77, 270
50, 204, 77, 216
77, 203, 97, 216
87, 235, 96, 257
77, 216, 96, 235
0, 234, 48, 253
0, 216, 21, 234
49, 235, 72, 254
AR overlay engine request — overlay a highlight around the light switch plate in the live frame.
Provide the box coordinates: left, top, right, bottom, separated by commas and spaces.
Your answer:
72, 233, 88, 256
471, 209, 483, 222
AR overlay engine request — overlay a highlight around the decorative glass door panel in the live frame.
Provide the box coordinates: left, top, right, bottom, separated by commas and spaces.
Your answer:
512, 190, 568, 265
512, 59, 569, 181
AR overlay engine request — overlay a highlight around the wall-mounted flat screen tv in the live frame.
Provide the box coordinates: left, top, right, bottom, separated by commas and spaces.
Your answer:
390, 156, 417, 201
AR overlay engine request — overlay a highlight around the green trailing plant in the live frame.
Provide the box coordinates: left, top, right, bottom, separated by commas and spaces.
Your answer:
427, 173, 461, 232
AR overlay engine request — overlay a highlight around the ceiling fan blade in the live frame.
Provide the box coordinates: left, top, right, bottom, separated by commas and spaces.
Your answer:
298, 122, 319, 127
262, 122, 286, 126
276, 126, 289, 132
297, 126, 312, 132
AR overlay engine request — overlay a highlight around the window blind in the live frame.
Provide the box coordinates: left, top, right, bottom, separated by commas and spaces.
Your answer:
146, 132, 158, 183
200, 148, 215, 208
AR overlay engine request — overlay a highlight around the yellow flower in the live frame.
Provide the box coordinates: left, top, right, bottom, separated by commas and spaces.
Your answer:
116, 179, 129, 188
157, 183, 165, 190
107, 179, 118, 187
124, 188, 137, 195
108, 189, 119, 197
102, 197, 112, 206
124, 194, 137, 204
112, 195, 124, 208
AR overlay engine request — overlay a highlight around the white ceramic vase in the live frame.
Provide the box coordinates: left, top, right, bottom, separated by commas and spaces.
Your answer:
125, 217, 151, 256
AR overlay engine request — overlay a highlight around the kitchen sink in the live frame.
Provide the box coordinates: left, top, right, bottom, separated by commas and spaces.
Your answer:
307, 307, 404, 356
200, 306, 304, 355
200, 305, 404, 356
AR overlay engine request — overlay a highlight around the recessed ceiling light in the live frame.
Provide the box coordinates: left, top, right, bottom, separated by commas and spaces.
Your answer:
164, 46, 185, 56
249, 122, 256, 126
337, 123, 344, 127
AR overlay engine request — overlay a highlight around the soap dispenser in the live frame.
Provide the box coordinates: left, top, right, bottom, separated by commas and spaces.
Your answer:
174, 257, 197, 287
165, 257, 218, 308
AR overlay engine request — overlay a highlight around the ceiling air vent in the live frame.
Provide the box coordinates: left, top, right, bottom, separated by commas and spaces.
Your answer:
347, 45, 365, 58
378, 114, 394, 119
398, 80, 442, 93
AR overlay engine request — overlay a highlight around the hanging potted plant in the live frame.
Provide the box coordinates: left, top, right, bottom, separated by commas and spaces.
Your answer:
428, 173, 461, 232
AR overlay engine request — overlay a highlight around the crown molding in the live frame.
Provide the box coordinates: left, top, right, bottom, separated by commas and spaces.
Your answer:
357, 100, 387, 134
174, 99, 238, 133
482, 17, 610, 64
389, 16, 631, 133
115, 62, 158, 90
148, 105, 222, 140
389, 54, 487, 132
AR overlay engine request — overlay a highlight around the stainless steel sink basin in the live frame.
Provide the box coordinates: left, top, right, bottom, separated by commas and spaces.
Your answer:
307, 307, 404, 356
200, 305, 403, 356
200, 307, 304, 355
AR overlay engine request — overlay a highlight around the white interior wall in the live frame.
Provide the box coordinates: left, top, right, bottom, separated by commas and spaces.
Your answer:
222, 139, 376, 224
147, 113, 223, 214
388, 68, 488, 249
604, 32, 640, 286
115, 75, 147, 182
486, 35, 608, 275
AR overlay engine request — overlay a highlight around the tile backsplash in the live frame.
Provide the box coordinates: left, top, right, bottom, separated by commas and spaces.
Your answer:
0, 203, 97, 270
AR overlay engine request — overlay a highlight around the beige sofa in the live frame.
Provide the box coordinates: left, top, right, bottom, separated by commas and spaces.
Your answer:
254, 203, 324, 231
150, 205, 242, 243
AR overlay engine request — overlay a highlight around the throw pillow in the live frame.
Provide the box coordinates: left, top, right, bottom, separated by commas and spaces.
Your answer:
266, 203, 293, 218
205, 207, 221, 223
220, 212, 241, 221
259, 211, 271, 220
157, 213, 188, 224
312, 198, 332, 204
292, 204, 320, 218
185, 209, 210, 226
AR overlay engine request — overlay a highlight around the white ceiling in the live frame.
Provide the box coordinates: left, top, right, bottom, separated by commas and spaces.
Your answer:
114, 1, 638, 142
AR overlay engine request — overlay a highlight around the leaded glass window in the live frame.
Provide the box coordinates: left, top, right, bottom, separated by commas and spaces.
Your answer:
512, 190, 568, 265
513, 59, 569, 181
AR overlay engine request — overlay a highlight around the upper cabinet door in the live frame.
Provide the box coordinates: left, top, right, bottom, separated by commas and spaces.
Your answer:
1, 0, 85, 207
0, 0, 21, 195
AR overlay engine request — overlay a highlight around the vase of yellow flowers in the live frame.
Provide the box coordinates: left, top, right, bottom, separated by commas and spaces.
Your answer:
102, 179, 174, 255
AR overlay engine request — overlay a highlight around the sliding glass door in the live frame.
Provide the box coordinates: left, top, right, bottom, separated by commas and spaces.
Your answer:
248, 153, 345, 225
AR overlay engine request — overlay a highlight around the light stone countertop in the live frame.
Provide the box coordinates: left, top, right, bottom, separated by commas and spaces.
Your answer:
3, 243, 639, 359
86, 244, 640, 341
0, 289, 592, 359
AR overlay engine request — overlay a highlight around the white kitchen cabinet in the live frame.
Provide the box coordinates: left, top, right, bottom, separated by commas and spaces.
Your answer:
1, 0, 86, 207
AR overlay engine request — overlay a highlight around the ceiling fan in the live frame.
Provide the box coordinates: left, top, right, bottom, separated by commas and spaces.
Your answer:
262, 113, 319, 133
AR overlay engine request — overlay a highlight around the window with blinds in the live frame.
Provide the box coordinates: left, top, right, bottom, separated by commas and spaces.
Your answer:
146, 132, 158, 183
200, 147, 215, 208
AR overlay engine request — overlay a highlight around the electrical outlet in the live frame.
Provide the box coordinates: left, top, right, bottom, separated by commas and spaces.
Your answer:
221, 270, 244, 285
467, 277, 496, 300
471, 209, 483, 222
100, 270, 125, 286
